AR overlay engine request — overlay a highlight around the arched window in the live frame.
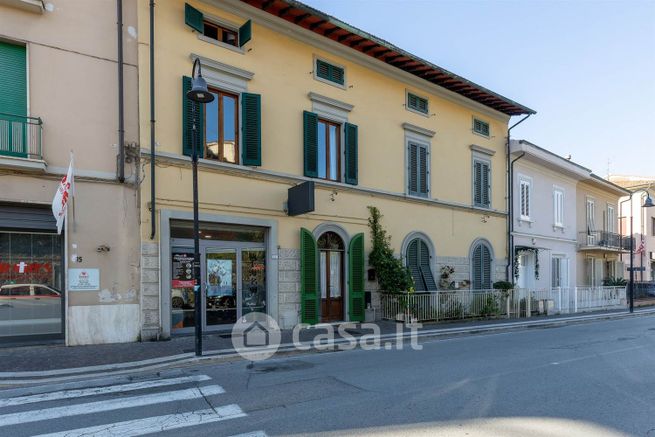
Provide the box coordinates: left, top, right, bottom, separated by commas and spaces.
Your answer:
471, 241, 493, 290
406, 238, 437, 291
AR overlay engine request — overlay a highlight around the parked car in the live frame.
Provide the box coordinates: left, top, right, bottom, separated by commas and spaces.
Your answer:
0, 283, 62, 336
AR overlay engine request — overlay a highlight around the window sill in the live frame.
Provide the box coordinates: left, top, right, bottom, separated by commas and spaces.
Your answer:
553, 224, 565, 232
197, 34, 245, 54
473, 203, 492, 210
472, 130, 491, 140
406, 106, 430, 118
518, 218, 533, 228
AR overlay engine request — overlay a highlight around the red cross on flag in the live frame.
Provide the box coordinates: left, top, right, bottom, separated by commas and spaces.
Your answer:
52, 153, 75, 235
636, 237, 646, 255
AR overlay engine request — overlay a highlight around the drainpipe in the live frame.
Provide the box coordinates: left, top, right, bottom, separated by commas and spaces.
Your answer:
149, 0, 156, 239
506, 114, 532, 281
117, 0, 125, 183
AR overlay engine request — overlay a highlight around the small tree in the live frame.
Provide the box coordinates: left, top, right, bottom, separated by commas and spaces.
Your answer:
367, 206, 413, 294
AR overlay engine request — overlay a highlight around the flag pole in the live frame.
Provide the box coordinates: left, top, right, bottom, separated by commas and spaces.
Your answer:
70, 151, 76, 233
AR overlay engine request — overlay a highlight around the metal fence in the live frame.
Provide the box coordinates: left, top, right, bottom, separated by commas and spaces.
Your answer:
380, 286, 627, 323
0, 112, 43, 160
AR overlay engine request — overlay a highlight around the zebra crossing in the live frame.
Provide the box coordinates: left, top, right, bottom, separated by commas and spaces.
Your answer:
0, 373, 265, 436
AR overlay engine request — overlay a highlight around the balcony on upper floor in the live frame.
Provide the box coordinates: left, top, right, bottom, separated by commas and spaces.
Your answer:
0, 112, 45, 172
578, 230, 633, 253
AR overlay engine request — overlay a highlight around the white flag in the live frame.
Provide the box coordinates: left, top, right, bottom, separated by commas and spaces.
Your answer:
52, 153, 74, 234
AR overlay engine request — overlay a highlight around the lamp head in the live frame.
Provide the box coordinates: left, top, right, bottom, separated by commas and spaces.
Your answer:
186, 74, 214, 103
642, 194, 654, 208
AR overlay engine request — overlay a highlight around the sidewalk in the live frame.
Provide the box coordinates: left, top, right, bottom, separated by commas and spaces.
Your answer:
1, 308, 654, 382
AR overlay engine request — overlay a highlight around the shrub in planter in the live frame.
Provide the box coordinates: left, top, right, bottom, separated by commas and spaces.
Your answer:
367, 206, 413, 294
493, 281, 514, 291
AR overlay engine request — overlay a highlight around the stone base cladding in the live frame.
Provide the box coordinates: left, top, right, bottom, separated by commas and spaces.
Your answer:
436, 256, 508, 288
278, 248, 300, 329
140, 242, 161, 340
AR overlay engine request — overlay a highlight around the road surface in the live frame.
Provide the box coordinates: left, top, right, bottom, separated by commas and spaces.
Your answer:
1, 314, 654, 436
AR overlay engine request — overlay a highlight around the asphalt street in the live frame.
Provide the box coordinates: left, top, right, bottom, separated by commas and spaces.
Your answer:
1, 314, 655, 436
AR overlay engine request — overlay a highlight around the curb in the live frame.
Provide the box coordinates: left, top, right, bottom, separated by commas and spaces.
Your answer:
2, 308, 654, 386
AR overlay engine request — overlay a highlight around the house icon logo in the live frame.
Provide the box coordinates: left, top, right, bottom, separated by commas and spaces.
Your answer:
231, 312, 281, 361
243, 320, 269, 348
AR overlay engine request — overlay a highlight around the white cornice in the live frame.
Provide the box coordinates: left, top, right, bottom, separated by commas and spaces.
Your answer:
402, 122, 436, 138
308, 92, 353, 112
470, 144, 496, 156
207, 0, 512, 123
190, 53, 254, 81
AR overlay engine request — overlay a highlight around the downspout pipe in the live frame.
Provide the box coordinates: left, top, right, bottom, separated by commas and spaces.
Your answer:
506, 114, 532, 281
117, 0, 125, 183
149, 0, 156, 239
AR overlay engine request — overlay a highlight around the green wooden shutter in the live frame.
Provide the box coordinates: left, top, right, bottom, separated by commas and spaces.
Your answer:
418, 240, 437, 290
241, 92, 261, 166
0, 41, 27, 157
184, 3, 204, 32
344, 122, 358, 185
300, 228, 319, 325
182, 76, 204, 157
481, 162, 490, 207
473, 161, 482, 205
482, 244, 492, 288
407, 239, 424, 291
408, 143, 418, 195
239, 20, 252, 47
348, 233, 365, 322
472, 244, 482, 290
316, 59, 330, 81
330, 65, 345, 85
0, 41, 26, 116
419, 145, 428, 195
303, 111, 318, 177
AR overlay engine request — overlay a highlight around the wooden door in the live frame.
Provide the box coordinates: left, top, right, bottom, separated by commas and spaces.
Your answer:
320, 250, 344, 322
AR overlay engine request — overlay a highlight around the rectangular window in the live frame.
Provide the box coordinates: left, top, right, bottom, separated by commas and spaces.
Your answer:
606, 205, 615, 233
317, 118, 341, 181
586, 199, 595, 231
473, 118, 490, 137
205, 88, 239, 164
553, 189, 564, 227
203, 20, 238, 46
407, 92, 428, 115
408, 142, 429, 197
473, 159, 491, 208
552, 257, 561, 287
519, 179, 531, 220
315, 58, 345, 86
652, 217, 655, 236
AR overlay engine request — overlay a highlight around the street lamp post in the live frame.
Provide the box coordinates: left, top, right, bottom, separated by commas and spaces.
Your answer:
187, 58, 214, 356
620, 188, 654, 313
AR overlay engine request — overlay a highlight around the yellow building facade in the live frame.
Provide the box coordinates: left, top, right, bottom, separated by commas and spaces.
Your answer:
136, 0, 534, 338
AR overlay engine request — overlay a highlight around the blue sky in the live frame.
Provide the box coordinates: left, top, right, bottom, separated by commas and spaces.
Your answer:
302, 0, 655, 177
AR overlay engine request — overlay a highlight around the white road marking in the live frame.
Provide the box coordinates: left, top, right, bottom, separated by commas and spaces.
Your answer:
0, 374, 212, 407
33, 405, 246, 437
228, 431, 269, 437
0, 385, 224, 427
